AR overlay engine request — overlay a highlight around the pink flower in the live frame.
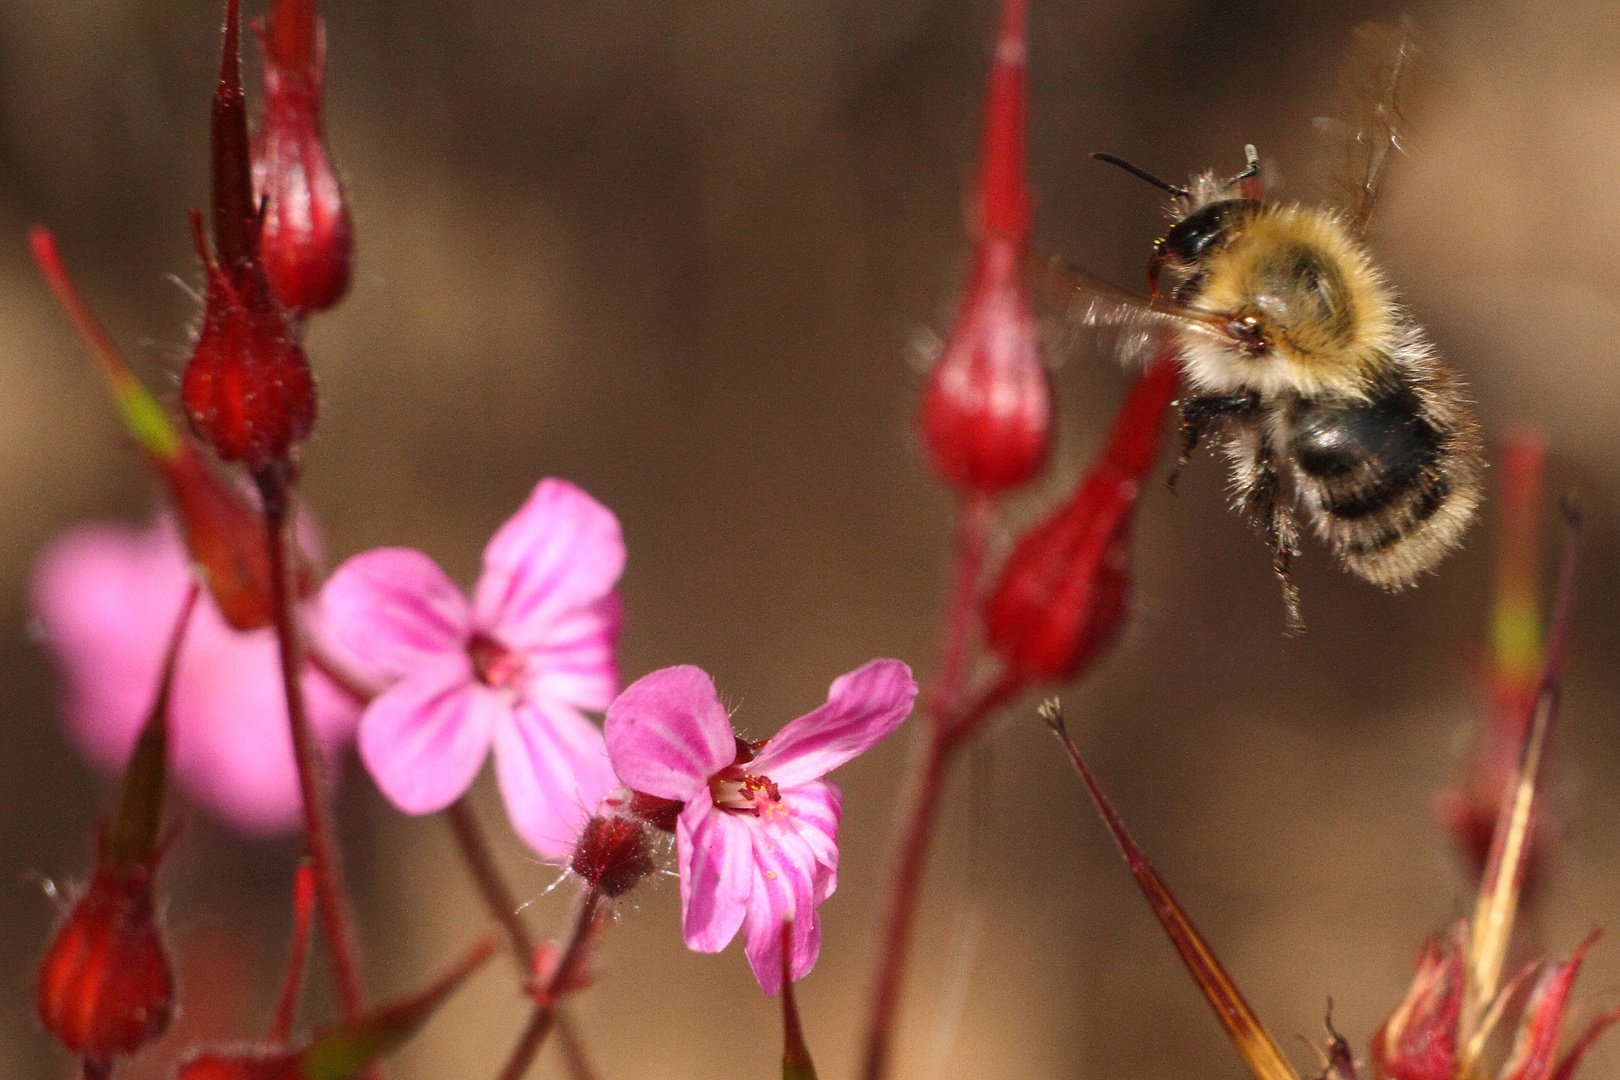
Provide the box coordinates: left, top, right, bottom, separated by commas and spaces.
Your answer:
30, 516, 357, 836
605, 659, 918, 993
319, 479, 622, 858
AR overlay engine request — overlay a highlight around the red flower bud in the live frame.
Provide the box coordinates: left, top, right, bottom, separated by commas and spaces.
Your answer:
252, 0, 353, 315
1370, 928, 1465, 1080
571, 813, 656, 898
181, 212, 317, 469
921, 235, 1052, 493
919, 0, 1050, 494
37, 857, 172, 1066
984, 358, 1177, 681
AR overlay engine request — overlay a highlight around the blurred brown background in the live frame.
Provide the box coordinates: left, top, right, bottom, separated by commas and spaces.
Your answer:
3, 0, 1619, 1077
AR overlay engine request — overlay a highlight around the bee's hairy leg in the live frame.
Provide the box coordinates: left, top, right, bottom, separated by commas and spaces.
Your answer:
1168, 391, 1261, 492
1239, 434, 1306, 633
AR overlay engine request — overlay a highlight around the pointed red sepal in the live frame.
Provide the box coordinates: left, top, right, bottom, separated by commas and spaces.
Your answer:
212, 0, 256, 275
983, 356, 1177, 680
252, 0, 353, 314
781, 921, 819, 1080
1370, 927, 1466, 1080
1039, 700, 1302, 1080
1499, 932, 1603, 1080
1549, 1001, 1620, 1080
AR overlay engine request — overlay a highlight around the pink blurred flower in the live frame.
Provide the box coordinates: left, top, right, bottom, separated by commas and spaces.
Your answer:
30, 515, 357, 836
605, 659, 917, 993
319, 479, 622, 858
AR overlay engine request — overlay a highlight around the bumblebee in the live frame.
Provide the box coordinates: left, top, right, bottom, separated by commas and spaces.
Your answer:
1036, 22, 1482, 631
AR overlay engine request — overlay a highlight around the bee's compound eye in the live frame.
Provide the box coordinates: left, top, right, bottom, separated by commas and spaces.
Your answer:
1228, 314, 1267, 355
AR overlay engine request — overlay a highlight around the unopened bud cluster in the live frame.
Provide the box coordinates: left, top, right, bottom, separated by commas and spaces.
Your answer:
181, 0, 352, 472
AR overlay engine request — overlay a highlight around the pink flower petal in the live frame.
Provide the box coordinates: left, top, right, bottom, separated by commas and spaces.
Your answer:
521, 594, 620, 713
358, 654, 497, 814
172, 609, 357, 834
774, 780, 841, 903
31, 521, 188, 775
750, 659, 917, 788
30, 516, 359, 836
474, 480, 625, 649
605, 665, 736, 801
321, 547, 472, 682
492, 699, 617, 859
677, 797, 753, 953
741, 835, 820, 994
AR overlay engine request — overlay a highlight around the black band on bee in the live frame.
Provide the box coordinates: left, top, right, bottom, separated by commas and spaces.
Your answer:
1288, 386, 1445, 520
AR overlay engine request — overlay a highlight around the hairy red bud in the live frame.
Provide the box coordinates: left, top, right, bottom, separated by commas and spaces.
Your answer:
37, 858, 172, 1066
571, 814, 656, 898
252, 4, 352, 314
983, 359, 1176, 680
181, 213, 317, 469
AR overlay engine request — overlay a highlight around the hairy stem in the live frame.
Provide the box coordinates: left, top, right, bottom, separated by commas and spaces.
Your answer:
494, 886, 605, 1080
257, 468, 368, 1022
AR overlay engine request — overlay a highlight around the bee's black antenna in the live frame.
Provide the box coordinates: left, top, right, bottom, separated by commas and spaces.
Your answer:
1091, 153, 1189, 198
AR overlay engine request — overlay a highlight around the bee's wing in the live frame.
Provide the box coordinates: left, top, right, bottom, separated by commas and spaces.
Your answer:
1026, 248, 1227, 367
1325, 18, 1422, 237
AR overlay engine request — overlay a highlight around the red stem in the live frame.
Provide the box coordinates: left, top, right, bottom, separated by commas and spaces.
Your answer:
269, 861, 318, 1044
445, 797, 537, 970
860, 497, 1019, 1080
494, 886, 605, 1080
257, 468, 368, 1022
445, 798, 600, 1080
933, 493, 992, 725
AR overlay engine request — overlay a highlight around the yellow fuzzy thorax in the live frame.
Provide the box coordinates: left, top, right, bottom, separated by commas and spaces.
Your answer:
1189, 203, 1400, 398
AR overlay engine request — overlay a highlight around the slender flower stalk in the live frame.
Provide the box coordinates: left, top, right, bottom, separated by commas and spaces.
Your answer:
863, 356, 1175, 1078
442, 797, 601, 1080
260, 476, 368, 1022
269, 862, 317, 1045
494, 886, 606, 1080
